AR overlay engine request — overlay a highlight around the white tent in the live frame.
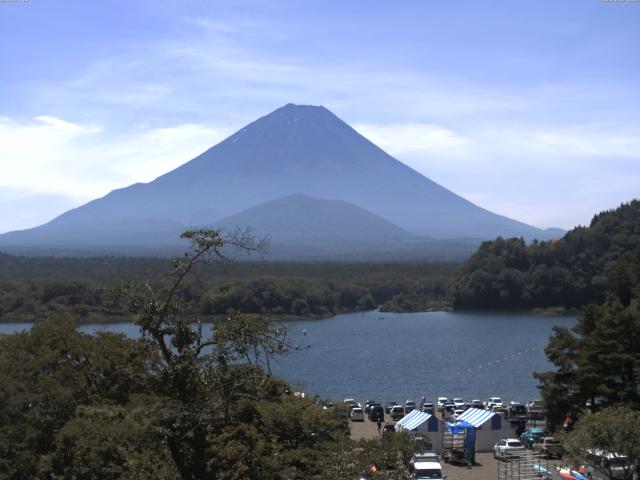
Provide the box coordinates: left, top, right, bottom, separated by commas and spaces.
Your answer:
452, 408, 517, 452
396, 410, 443, 452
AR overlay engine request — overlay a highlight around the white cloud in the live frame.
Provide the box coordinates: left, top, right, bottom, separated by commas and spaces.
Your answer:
34, 115, 101, 133
102, 123, 230, 180
527, 130, 640, 158
352, 123, 471, 158
0, 117, 229, 231
350, 120, 640, 229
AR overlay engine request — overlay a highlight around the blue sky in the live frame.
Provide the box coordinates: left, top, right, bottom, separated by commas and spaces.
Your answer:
1, 0, 639, 233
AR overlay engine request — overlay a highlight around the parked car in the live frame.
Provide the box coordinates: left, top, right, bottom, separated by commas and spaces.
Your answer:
487, 397, 503, 409
519, 428, 545, 448
584, 450, 634, 480
405, 400, 416, 414
436, 397, 449, 411
350, 407, 365, 422
452, 409, 465, 420
453, 398, 465, 409
422, 402, 435, 415
494, 438, 525, 460
507, 401, 526, 418
443, 403, 456, 418
382, 421, 396, 435
390, 405, 405, 420
385, 401, 398, 414
533, 437, 564, 458
470, 399, 484, 409
369, 405, 384, 422
412, 460, 445, 480
364, 400, 379, 414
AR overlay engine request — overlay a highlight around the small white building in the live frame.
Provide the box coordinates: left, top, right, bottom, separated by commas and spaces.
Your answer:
452, 408, 517, 452
395, 410, 444, 452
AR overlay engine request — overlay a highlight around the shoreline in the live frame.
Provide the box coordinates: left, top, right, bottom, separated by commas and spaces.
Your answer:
0, 304, 582, 325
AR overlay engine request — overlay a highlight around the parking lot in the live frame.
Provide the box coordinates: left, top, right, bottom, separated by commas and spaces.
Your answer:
349, 415, 563, 480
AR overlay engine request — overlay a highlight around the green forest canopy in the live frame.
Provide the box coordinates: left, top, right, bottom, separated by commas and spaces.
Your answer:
0, 255, 455, 323
1, 199, 639, 321
450, 200, 640, 310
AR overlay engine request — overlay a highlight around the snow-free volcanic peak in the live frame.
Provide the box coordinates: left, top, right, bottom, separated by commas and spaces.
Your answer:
0, 103, 562, 257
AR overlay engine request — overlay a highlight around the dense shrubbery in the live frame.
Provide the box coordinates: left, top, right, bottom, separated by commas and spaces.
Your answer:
450, 200, 640, 310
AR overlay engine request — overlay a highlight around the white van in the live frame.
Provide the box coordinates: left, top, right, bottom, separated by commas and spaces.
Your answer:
413, 460, 445, 479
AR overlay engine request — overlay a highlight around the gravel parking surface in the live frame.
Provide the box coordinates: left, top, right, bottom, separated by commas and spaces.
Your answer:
349, 416, 563, 480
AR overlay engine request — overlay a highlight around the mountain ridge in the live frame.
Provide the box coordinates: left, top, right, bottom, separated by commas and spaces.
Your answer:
0, 103, 564, 258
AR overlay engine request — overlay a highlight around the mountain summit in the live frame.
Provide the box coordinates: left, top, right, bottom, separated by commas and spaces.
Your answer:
0, 104, 561, 257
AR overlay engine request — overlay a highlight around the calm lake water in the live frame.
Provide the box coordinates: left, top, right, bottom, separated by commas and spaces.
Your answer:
1, 310, 576, 405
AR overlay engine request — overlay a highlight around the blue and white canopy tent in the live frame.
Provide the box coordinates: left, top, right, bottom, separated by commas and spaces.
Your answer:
397, 410, 438, 432
454, 408, 502, 429
446, 408, 517, 452
395, 410, 443, 451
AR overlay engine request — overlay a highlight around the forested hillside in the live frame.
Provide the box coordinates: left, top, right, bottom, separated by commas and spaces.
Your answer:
0, 255, 455, 322
450, 200, 640, 310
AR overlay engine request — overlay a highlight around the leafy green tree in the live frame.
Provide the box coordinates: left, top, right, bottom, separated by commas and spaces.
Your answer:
39, 403, 176, 480
451, 200, 640, 310
0, 316, 153, 479
561, 406, 640, 480
119, 228, 358, 479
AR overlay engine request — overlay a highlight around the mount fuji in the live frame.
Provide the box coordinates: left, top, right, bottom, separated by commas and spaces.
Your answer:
0, 104, 562, 258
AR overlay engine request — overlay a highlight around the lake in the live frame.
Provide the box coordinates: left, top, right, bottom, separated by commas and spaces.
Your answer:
1, 310, 576, 405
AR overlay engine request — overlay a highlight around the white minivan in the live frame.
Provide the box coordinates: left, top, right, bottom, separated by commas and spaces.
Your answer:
413, 460, 446, 479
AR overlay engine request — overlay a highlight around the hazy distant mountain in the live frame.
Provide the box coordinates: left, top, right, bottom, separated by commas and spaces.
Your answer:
542, 227, 567, 238
217, 194, 411, 240
0, 103, 563, 258
216, 194, 480, 260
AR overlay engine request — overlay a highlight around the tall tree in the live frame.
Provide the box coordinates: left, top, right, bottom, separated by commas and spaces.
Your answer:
535, 252, 640, 430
